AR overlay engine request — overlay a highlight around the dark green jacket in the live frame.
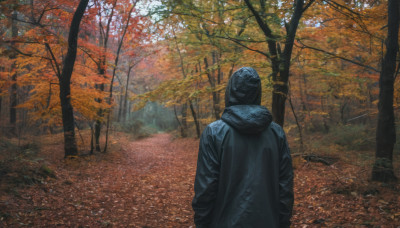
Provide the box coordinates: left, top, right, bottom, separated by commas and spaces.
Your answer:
192, 67, 294, 228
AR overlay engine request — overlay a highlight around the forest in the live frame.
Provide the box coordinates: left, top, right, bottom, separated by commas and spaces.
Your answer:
0, 0, 399, 226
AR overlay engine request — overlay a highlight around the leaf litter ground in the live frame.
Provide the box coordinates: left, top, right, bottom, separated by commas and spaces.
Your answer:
0, 133, 399, 227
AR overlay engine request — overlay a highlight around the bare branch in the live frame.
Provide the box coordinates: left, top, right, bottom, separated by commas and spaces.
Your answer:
214, 34, 271, 58
78, 46, 101, 67
45, 43, 62, 78
6, 44, 52, 61
303, 0, 316, 13
297, 40, 380, 73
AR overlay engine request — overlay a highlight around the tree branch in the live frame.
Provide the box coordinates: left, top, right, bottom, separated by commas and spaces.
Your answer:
303, 0, 316, 12
45, 43, 62, 78
78, 46, 101, 67
243, 0, 275, 39
214, 34, 271, 58
297, 40, 380, 73
6, 44, 52, 61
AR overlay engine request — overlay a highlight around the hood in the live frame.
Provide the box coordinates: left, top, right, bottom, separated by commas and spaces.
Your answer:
222, 67, 272, 134
225, 67, 261, 107
221, 105, 272, 134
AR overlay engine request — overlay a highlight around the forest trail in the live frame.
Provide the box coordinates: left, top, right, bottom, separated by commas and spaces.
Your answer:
1, 133, 400, 227
96, 133, 198, 227
1, 133, 198, 227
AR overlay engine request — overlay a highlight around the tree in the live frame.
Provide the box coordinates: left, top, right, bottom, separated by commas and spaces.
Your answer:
59, 0, 89, 157
93, 0, 117, 152
159, 0, 315, 127
103, 2, 137, 152
372, 0, 398, 182
9, 4, 17, 133
242, 0, 314, 126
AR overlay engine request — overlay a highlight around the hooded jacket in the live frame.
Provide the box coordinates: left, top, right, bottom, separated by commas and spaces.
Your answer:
192, 67, 294, 228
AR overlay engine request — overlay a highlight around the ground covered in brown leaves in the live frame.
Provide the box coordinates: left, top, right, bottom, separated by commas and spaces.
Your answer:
1, 133, 399, 227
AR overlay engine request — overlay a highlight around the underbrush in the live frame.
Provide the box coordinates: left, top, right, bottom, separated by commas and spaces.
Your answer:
290, 122, 400, 175
114, 120, 158, 139
330, 124, 375, 151
0, 138, 56, 195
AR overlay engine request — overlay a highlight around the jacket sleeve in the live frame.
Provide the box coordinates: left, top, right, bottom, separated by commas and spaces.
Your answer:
192, 126, 220, 228
279, 131, 294, 228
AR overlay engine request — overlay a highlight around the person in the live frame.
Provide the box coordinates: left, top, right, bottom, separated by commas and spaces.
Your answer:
192, 67, 294, 228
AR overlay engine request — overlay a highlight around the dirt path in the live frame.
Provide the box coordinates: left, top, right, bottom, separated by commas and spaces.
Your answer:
1, 133, 198, 227
1, 133, 399, 227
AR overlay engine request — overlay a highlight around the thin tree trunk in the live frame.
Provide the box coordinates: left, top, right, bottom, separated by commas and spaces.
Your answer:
123, 66, 133, 122
288, 89, 304, 152
60, 0, 89, 157
372, 0, 398, 182
103, 4, 135, 153
90, 122, 94, 154
181, 103, 188, 137
117, 91, 124, 122
189, 100, 200, 138
173, 32, 202, 135
10, 9, 18, 134
94, 0, 116, 152
173, 105, 182, 129
204, 57, 220, 120
127, 100, 132, 121
0, 96, 2, 119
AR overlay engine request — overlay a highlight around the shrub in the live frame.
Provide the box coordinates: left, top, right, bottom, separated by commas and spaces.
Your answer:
330, 124, 374, 151
115, 120, 157, 139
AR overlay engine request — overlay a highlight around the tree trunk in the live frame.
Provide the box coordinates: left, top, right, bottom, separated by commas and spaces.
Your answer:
271, 85, 288, 127
372, 0, 398, 182
117, 91, 123, 122
60, 0, 89, 157
90, 122, 94, 154
94, 58, 105, 151
94, 118, 101, 151
189, 100, 200, 138
204, 57, 221, 120
299, 73, 308, 113
127, 100, 132, 121
173, 105, 183, 135
10, 9, 18, 133
103, 4, 134, 153
94, 1, 116, 152
94, 83, 104, 151
244, 0, 307, 127
181, 103, 188, 137
123, 66, 133, 122
0, 96, 2, 119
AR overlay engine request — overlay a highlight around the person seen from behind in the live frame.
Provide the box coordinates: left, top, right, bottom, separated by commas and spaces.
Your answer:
192, 67, 294, 228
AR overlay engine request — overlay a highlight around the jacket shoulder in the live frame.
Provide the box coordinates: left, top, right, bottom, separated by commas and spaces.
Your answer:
206, 120, 229, 133
208, 119, 227, 129
269, 121, 286, 138
201, 120, 230, 145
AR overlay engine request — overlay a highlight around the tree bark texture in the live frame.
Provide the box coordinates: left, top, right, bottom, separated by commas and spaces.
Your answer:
189, 100, 200, 138
59, 0, 89, 157
181, 103, 188, 137
10, 9, 18, 131
372, 0, 398, 182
